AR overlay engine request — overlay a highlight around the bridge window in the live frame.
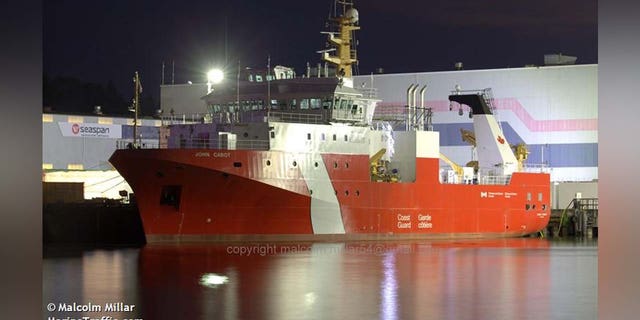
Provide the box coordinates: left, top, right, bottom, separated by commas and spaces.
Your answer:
300, 99, 309, 109
332, 134, 337, 141
322, 98, 333, 109
307, 133, 311, 140
310, 98, 321, 109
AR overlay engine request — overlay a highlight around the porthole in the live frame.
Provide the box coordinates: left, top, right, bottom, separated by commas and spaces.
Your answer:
355, 190, 360, 196
345, 190, 349, 196
310, 189, 313, 195
345, 162, 349, 169
266, 160, 271, 166
314, 162, 319, 168
334, 162, 338, 168
292, 161, 297, 167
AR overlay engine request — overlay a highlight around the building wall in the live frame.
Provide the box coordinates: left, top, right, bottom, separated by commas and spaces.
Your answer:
42, 113, 161, 170
355, 64, 598, 182
156, 65, 598, 182
160, 83, 208, 115
552, 181, 598, 209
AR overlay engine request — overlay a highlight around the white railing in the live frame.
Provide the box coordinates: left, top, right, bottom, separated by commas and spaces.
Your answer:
521, 163, 551, 173
116, 138, 270, 150
480, 175, 511, 185
159, 113, 203, 125
268, 111, 324, 124
116, 140, 159, 149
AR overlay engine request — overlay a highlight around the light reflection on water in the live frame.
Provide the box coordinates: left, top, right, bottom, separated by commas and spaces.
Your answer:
43, 238, 597, 320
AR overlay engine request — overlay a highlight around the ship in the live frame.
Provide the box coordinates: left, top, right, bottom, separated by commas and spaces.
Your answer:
109, 1, 550, 242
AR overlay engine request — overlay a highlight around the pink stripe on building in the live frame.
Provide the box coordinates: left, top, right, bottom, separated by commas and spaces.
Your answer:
375, 98, 597, 132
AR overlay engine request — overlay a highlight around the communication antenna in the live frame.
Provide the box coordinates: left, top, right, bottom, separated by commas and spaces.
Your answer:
267, 55, 271, 116
161, 61, 165, 85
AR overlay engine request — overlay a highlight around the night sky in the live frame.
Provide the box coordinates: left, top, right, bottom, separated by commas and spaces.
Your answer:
44, 0, 597, 109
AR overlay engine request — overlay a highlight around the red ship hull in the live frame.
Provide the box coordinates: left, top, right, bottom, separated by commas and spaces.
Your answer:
110, 148, 550, 241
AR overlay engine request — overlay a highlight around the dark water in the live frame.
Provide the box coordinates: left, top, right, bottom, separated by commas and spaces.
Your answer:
43, 238, 597, 320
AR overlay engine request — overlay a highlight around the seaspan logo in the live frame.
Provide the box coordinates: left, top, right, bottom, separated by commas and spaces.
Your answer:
80, 126, 110, 134
60, 122, 120, 138
480, 192, 488, 198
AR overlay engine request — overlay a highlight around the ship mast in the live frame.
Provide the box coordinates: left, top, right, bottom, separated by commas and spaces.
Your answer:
321, 0, 359, 78
132, 71, 141, 147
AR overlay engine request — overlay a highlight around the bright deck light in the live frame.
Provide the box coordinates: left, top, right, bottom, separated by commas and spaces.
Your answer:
207, 69, 224, 84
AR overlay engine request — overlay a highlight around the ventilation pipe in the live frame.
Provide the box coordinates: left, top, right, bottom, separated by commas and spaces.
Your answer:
406, 84, 415, 131
406, 84, 418, 131
418, 85, 427, 130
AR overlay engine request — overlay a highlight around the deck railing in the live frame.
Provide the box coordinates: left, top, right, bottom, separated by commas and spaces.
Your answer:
116, 138, 270, 150
267, 111, 324, 124
521, 163, 551, 173
116, 140, 159, 149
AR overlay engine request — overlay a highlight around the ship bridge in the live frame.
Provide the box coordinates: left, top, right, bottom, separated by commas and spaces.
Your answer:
202, 75, 378, 126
